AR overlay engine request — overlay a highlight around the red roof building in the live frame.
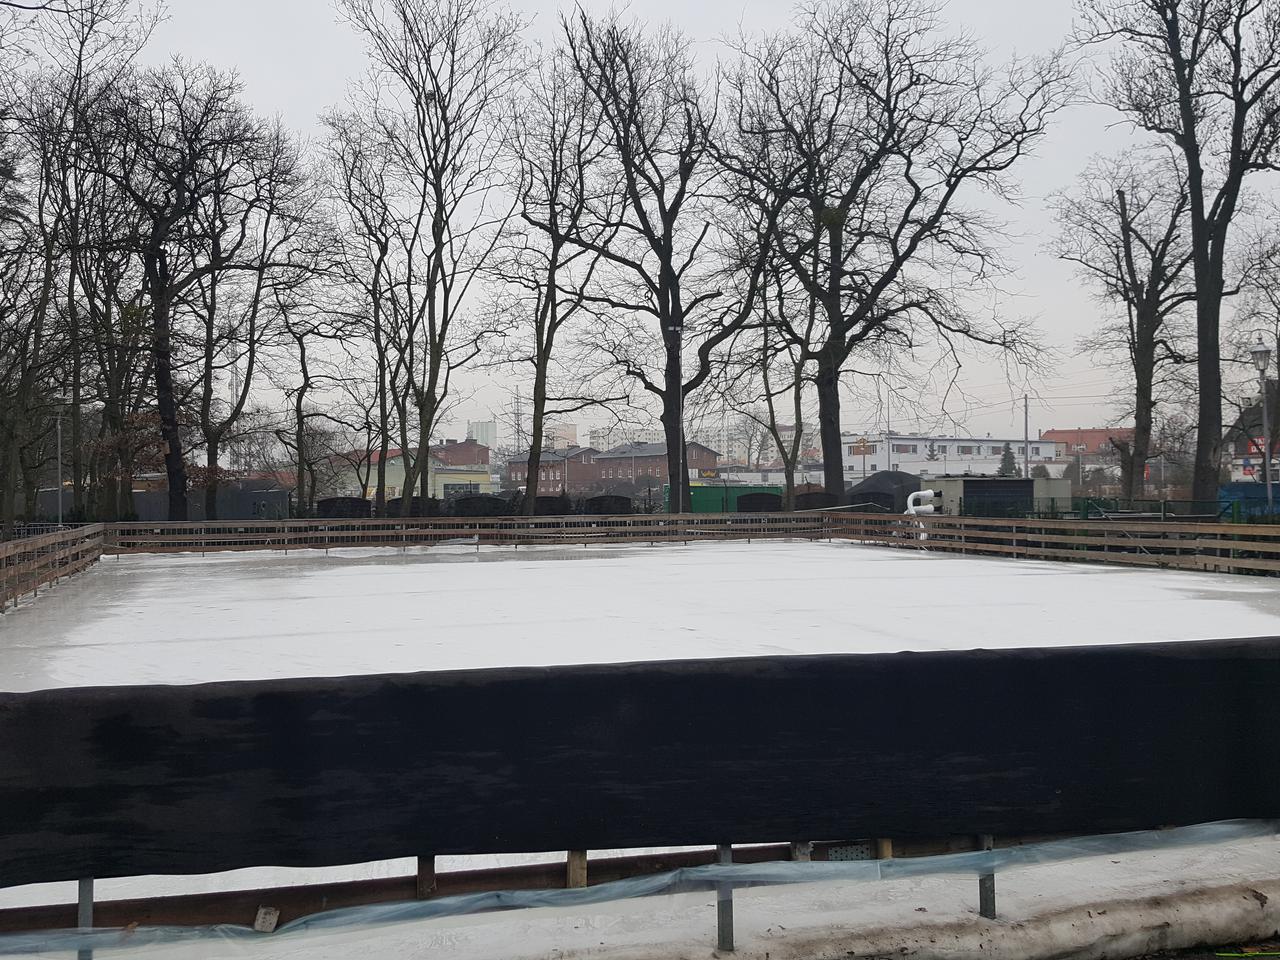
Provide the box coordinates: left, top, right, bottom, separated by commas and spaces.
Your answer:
1039, 427, 1134, 457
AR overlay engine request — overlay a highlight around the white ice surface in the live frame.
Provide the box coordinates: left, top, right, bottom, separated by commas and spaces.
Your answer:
2, 540, 1278, 911
4, 539, 1280, 693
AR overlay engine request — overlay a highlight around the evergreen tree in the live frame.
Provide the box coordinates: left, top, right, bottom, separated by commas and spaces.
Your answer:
997, 443, 1019, 477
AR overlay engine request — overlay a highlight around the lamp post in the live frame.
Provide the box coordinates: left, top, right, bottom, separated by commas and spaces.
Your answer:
1251, 339, 1274, 515
55, 396, 66, 526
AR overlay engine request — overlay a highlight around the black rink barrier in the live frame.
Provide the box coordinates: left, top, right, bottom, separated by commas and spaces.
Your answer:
2, 638, 1279, 889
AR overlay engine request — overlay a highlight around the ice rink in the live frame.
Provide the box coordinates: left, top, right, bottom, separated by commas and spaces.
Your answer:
4, 539, 1280, 693
3, 539, 1279, 917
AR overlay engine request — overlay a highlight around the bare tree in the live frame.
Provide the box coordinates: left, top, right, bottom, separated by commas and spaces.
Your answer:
722, 0, 1068, 495
1079, 0, 1280, 502
565, 11, 777, 512
496, 44, 621, 514
98, 62, 280, 519
321, 109, 401, 514
1052, 153, 1196, 498
182, 119, 309, 519
338, 0, 525, 516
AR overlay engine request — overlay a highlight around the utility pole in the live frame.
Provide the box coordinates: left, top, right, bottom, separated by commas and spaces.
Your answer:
1023, 395, 1030, 479
1250, 340, 1274, 515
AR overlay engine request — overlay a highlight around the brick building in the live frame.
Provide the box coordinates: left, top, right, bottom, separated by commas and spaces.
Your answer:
506, 447, 600, 495
1039, 427, 1134, 459
593, 441, 718, 487
506, 441, 720, 495
430, 438, 489, 466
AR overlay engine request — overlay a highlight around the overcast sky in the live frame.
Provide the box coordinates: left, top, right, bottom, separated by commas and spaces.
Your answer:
143, 0, 1136, 443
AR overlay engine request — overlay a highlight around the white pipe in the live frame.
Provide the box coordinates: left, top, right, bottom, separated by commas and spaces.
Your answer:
905, 490, 936, 516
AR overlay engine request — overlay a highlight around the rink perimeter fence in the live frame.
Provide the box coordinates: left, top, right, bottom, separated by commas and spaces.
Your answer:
5, 512, 1280, 609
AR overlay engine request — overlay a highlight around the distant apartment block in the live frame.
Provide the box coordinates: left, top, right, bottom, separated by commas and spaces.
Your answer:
840, 432, 1065, 480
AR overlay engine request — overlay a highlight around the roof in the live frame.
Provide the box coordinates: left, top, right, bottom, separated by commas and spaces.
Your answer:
596, 441, 719, 459
505, 446, 598, 466
1040, 428, 1135, 455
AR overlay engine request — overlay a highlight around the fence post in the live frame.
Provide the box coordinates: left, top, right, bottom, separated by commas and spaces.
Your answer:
416, 855, 436, 899
716, 843, 734, 953
978, 834, 996, 919
77, 877, 93, 960
566, 849, 588, 888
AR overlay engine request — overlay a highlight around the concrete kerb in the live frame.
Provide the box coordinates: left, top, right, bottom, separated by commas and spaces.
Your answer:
551, 880, 1280, 960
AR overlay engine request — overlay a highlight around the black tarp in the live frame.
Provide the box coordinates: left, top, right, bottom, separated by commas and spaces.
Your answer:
583, 495, 633, 515
315, 497, 372, 519
450, 495, 510, 518
844, 470, 921, 513
1, 639, 1278, 888
736, 492, 782, 512
794, 491, 839, 511
378, 497, 441, 518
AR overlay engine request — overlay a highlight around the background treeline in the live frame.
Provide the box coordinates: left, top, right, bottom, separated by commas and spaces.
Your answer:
1, 0, 1278, 525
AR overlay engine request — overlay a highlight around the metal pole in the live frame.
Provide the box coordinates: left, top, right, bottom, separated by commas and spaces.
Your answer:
676, 325, 685, 513
716, 843, 734, 952
977, 835, 996, 919
56, 407, 63, 526
77, 877, 93, 960
1262, 365, 1275, 515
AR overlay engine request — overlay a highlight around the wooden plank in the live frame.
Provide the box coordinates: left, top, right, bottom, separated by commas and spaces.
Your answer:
566, 850, 588, 888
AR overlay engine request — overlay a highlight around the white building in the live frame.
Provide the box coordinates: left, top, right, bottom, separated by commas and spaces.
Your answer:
588, 424, 666, 450
466, 420, 497, 449
546, 423, 579, 448
840, 432, 1065, 482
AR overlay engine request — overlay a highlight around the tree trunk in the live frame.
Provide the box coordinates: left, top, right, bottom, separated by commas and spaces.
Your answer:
522, 358, 550, 516
662, 338, 687, 514
147, 252, 188, 521
1191, 287, 1222, 505
205, 439, 220, 521
815, 348, 844, 497
1130, 377, 1154, 502
1, 432, 15, 534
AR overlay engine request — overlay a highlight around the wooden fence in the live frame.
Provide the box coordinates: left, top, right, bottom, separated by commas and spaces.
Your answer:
829, 512, 1280, 576
100, 513, 1280, 576
0, 524, 105, 610
4, 515, 1279, 605
102, 513, 833, 553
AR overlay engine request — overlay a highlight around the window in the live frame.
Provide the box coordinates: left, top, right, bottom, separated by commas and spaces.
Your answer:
892, 443, 917, 454
1032, 446, 1041, 456
990, 446, 1003, 456
957, 445, 975, 455
936, 444, 948, 453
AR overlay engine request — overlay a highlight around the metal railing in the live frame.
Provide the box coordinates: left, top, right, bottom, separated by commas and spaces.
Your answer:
0, 524, 105, 610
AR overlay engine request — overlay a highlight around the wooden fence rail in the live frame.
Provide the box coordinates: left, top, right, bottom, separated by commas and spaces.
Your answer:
5, 514, 1279, 607
0, 524, 105, 610
827, 512, 1280, 576
103, 513, 832, 553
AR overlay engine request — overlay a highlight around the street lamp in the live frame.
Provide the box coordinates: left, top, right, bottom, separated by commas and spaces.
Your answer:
1250, 339, 1274, 515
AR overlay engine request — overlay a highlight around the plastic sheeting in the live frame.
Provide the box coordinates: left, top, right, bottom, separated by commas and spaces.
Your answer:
1, 819, 1275, 958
